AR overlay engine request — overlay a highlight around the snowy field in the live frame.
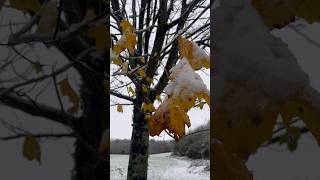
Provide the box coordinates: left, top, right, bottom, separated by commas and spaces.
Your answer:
111, 153, 210, 180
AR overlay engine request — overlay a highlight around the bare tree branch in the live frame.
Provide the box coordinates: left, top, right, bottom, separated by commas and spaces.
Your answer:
111, 90, 134, 102
0, 92, 78, 126
0, 133, 74, 141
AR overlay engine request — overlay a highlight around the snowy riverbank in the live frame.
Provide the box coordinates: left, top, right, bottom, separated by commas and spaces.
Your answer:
111, 153, 209, 180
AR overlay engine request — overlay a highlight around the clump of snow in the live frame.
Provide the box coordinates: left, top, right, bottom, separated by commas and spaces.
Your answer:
164, 58, 209, 98
191, 41, 210, 68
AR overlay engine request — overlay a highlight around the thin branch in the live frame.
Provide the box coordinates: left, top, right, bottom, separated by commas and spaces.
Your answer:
0, 63, 73, 97
0, 133, 74, 141
0, 92, 78, 126
110, 90, 134, 102
54, 0, 64, 38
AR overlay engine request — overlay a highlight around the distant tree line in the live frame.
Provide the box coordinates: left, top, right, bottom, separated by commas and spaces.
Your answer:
111, 139, 175, 154
111, 121, 209, 159
173, 121, 210, 159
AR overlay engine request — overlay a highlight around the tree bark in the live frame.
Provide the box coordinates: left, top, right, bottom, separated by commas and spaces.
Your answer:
57, 1, 110, 179
72, 73, 109, 180
127, 89, 149, 180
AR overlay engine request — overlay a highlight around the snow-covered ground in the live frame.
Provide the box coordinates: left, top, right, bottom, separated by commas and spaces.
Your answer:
111, 153, 209, 180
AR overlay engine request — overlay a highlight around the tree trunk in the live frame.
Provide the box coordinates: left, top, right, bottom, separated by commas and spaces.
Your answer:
55, 1, 109, 179
72, 73, 109, 180
55, 30, 109, 179
127, 89, 149, 180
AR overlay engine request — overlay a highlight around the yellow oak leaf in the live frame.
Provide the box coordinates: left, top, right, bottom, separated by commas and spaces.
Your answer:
112, 58, 122, 66
168, 103, 191, 140
174, 95, 197, 111
37, 0, 58, 33
178, 36, 193, 60
280, 97, 320, 144
58, 78, 80, 114
251, 0, 320, 29
140, 56, 145, 63
121, 62, 129, 73
87, 25, 108, 50
198, 91, 210, 106
32, 61, 43, 74
23, 135, 41, 163
177, 36, 210, 70
146, 77, 153, 84
141, 102, 155, 113
142, 87, 149, 93
138, 68, 146, 78
128, 86, 136, 97
9, 0, 41, 12
117, 104, 123, 113
148, 98, 191, 140
113, 20, 136, 55
156, 95, 162, 102
198, 101, 205, 109
98, 129, 110, 155
213, 142, 253, 180
295, 0, 320, 24
213, 103, 279, 160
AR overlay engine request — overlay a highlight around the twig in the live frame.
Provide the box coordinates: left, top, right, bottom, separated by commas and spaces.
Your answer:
0, 133, 74, 141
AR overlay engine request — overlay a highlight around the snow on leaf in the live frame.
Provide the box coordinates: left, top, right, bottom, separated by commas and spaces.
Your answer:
9, 0, 41, 12
58, 78, 80, 114
36, 0, 58, 33
113, 20, 136, 55
23, 135, 41, 163
148, 58, 210, 140
165, 58, 209, 100
117, 104, 123, 113
177, 36, 210, 70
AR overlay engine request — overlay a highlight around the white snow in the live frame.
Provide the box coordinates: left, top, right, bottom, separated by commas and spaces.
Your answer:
110, 153, 209, 180
191, 41, 210, 69
164, 58, 209, 98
